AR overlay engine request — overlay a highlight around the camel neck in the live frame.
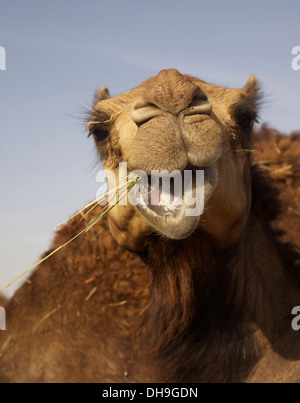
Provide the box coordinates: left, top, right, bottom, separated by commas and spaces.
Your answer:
139, 212, 300, 381
234, 213, 300, 338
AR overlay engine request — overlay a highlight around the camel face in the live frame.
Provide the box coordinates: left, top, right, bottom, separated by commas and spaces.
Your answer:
89, 69, 260, 250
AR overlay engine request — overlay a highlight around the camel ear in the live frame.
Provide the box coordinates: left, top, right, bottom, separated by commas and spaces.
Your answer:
93, 86, 111, 105
98, 86, 111, 100
88, 88, 118, 137
242, 74, 260, 97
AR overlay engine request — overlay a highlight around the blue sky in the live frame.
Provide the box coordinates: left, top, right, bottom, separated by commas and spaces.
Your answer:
0, 0, 299, 295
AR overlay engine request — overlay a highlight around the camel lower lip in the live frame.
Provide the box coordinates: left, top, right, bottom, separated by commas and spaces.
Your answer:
144, 200, 182, 217
127, 163, 217, 240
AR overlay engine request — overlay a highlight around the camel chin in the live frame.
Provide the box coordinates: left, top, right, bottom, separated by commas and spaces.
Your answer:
132, 164, 218, 239
135, 198, 200, 240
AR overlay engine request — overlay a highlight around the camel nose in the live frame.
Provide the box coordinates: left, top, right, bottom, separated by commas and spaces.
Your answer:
131, 69, 212, 126
131, 91, 212, 127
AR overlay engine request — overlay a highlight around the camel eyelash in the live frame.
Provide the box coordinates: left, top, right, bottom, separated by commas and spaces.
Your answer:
231, 98, 258, 130
87, 110, 124, 138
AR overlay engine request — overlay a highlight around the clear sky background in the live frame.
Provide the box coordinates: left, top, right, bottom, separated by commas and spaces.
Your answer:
0, 0, 299, 296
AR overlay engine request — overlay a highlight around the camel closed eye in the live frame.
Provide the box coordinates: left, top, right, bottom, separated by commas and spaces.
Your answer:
236, 111, 257, 130
92, 127, 109, 142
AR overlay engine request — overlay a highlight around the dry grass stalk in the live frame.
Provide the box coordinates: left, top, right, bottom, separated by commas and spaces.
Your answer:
273, 141, 282, 155
86, 110, 124, 128
288, 207, 300, 217
252, 158, 291, 166
85, 287, 97, 301
0, 176, 140, 291
108, 300, 127, 307
54, 176, 134, 231
0, 335, 12, 358
258, 165, 297, 177
33, 305, 61, 334
252, 157, 299, 178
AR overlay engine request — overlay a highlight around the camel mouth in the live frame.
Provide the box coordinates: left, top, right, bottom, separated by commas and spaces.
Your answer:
139, 166, 202, 216
129, 164, 217, 239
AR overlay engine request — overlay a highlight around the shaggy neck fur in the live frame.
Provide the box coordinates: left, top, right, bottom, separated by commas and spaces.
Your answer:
137, 169, 300, 383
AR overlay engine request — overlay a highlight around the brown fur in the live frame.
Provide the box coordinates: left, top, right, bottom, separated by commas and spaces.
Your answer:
1, 71, 300, 383
0, 294, 6, 308
253, 126, 300, 250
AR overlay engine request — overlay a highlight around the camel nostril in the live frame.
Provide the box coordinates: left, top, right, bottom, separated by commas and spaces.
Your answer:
184, 98, 212, 116
131, 100, 161, 126
182, 86, 211, 116
131, 87, 211, 126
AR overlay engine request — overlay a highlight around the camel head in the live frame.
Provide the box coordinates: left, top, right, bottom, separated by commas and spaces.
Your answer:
88, 69, 261, 251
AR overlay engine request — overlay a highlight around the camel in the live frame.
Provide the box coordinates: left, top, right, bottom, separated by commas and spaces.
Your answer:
252, 126, 300, 250
0, 69, 300, 383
